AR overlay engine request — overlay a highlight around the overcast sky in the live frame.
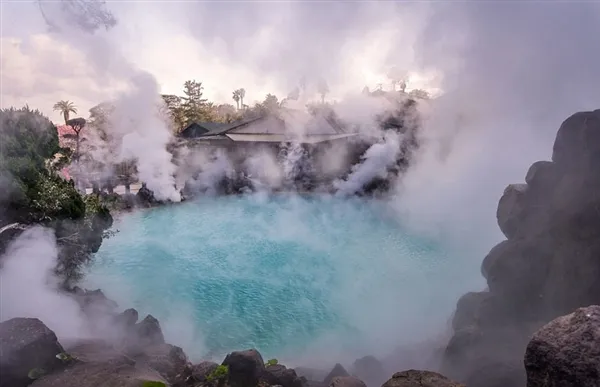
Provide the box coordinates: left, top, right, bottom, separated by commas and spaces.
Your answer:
2, 1, 600, 126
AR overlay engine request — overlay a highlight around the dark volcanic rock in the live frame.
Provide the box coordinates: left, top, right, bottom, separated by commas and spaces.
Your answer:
263, 364, 303, 387
323, 364, 349, 385
381, 370, 464, 387
190, 361, 219, 383
497, 183, 529, 239
525, 305, 600, 387
72, 288, 118, 317
552, 109, 600, 169
443, 108, 600, 387
134, 314, 165, 347
115, 308, 139, 327
329, 376, 366, 387
134, 343, 189, 384
351, 356, 385, 387
222, 349, 265, 387
451, 291, 490, 331
0, 318, 65, 387
30, 359, 166, 387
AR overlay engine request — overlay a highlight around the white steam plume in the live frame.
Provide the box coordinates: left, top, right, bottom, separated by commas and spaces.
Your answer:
335, 131, 401, 196
0, 227, 89, 340
110, 73, 181, 202
32, 2, 181, 201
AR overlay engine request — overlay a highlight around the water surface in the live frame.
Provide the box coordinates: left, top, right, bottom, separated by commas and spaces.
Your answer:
86, 194, 476, 363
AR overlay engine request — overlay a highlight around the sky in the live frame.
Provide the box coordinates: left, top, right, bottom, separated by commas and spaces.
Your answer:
0, 0, 439, 124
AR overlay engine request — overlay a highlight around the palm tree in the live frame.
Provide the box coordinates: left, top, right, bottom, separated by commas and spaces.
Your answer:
232, 90, 240, 110
53, 100, 77, 124
239, 88, 246, 109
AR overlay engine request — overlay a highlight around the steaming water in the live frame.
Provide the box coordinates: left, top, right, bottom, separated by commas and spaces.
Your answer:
86, 194, 477, 364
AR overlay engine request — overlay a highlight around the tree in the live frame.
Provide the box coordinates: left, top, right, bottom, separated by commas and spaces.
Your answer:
216, 104, 239, 123
181, 80, 209, 126
0, 106, 113, 284
317, 79, 330, 104
408, 89, 430, 100
65, 117, 86, 163
161, 94, 186, 133
37, 0, 117, 34
53, 100, 78, 125
232, 90, 240, 110
257, 94, 280, 115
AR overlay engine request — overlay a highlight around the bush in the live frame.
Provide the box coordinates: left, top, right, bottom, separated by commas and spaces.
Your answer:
0, 106, 113, 285
207, 365, 229, 381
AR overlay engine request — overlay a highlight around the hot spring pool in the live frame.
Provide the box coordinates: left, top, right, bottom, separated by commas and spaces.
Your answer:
85, 194, 480, 364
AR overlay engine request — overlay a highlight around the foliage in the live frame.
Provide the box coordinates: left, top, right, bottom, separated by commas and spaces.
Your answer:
161, 94, 187, 132
266, 359, 279, 366
53, 100, 77, 124
207, 365, 229, 381
56, 352, 78, 363
0, 106, 113, 285
408, 89, 430, 99
0, 107, 85, 221
141, 381, 166, 387
181, 80, 212, 126
38, 0, 117, 34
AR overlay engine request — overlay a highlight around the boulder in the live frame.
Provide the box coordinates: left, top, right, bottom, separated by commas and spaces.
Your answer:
479, 239, 548, 316
525, 305, 600, 387
72, 288, 118, 318
381, 370, 464, 387
329, 376, 366, 387
451, 291, 490, 331
134, 343, 189, 384
351, 356, 385, 387
115, 308, 139, 327
497, 183, 529, 239
524, 161, 557, 189
30, 359, 167, 387
189, 361, 219, 383
134, 315, 166, 347
222, 349, 265, 387
263, 364, 303, 387
0, 318, 65, 387
295, 367, 328, 382
552, 109, 600, 170
323, 364, 349, 385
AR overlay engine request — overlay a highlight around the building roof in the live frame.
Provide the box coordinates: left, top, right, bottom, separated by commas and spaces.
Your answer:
180, 111, 357, 144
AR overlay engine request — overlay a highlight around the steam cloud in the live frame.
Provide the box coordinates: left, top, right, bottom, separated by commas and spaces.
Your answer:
1, 0, 600, 380
0, 227, 89, 340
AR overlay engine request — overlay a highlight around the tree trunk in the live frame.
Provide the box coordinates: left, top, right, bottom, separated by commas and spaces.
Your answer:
240, 97, 244, 109
125, 183, 131, 194
63, 111, 69, 125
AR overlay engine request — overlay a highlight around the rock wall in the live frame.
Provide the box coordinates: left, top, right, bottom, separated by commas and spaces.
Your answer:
443, 109, 600, 387
0, 310, 465, 387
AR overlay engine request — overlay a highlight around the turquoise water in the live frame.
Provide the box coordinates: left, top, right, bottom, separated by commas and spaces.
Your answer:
86, 194, 475, 363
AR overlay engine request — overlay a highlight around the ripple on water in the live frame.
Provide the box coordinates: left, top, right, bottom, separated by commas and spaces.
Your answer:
86, 194, 474, 362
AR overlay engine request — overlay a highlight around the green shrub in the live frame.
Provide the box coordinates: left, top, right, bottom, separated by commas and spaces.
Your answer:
207, 364, 229, 381
141, 381, 166, 387
266, 358, 279, 366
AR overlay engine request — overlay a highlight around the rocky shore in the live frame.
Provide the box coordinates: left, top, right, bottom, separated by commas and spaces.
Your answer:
443, 109, 600, 387
2, 285, 598, 387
